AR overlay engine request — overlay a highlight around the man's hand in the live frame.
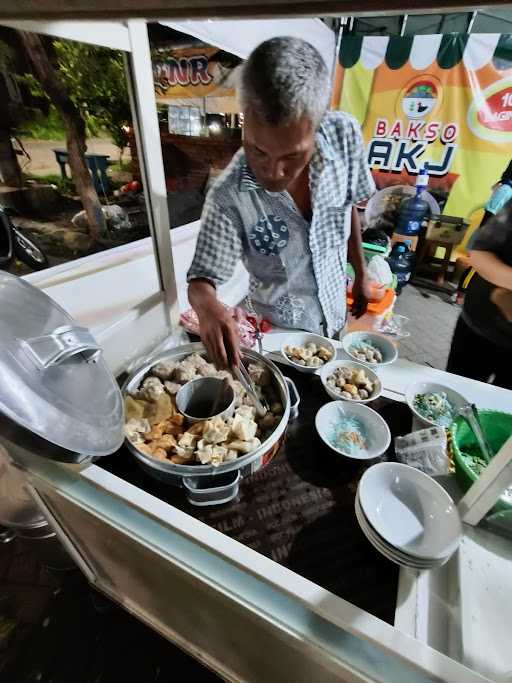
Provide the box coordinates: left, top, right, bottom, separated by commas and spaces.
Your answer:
348, 207, 370, 319
351, 274, 372, 319
188, 279, 241, 369
198, 305, 241, 369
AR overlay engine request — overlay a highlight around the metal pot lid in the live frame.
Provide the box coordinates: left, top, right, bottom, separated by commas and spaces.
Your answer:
0, 272, 124, 457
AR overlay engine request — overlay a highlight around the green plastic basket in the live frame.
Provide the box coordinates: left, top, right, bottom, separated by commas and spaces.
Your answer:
451, 410, 512, 513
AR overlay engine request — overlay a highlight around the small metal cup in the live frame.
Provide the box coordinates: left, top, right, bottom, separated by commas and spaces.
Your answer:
175, 377, 235, 424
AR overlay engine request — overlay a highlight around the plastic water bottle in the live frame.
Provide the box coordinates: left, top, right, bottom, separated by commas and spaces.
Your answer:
395, 167, 430, 236
387, 243, 414, 293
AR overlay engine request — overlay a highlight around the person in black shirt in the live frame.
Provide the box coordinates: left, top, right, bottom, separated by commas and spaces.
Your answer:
447, 201, 512, 389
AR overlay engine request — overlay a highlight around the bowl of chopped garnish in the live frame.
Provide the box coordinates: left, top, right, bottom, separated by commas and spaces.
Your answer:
315, 400, 391, 460
341, 331, 397, 368
451, 410, 512, 513
405, 381, 468, 428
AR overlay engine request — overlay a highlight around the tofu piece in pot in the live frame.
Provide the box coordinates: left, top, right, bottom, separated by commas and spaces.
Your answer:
203, 416, 230, 444
231, 414, 257, 441
227, 438, 261, 454
151, 360, 177, 380
138, 376, 165, 402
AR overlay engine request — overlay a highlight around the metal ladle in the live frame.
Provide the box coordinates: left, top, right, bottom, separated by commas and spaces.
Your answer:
233, 363, 268, 418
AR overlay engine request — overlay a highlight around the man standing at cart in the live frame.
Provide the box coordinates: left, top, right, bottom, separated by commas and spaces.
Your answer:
187, 36, 375, 368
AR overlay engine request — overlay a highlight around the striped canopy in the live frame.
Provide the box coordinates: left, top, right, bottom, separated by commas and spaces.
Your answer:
339, 33, 512, 71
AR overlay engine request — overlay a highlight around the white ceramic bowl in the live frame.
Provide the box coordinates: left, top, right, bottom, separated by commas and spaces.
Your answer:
358, 462, 462, 560
341, 331, 398, 368
281, 332, 336, 374
319, 360, 382, 404
315, 401, 391, 460
354, 493, 447, 569
405, 381, 468, 428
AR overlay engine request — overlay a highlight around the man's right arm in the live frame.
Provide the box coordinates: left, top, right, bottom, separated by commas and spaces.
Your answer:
188, 279, 241, 368
187, 199, 243, 368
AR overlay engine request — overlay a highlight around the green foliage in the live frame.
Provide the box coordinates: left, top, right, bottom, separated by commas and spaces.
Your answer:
25, 172, 75, 194
17, 40, 131, 150
0, 40, 14, 70
16, 105, 66, 139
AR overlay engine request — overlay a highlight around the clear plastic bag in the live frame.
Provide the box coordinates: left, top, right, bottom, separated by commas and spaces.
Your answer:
180, 305, 257, 348
395, 427, 450, 476
367, 255, 393, 287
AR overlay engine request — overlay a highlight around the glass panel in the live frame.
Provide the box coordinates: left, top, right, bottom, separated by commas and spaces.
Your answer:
352, 16, 402, 36
0, 25, 162, 362
0, 26, 159, 302
471, 9, 512, 34
150, 23, 243, 232
3, 11, 511, 683
405, 13, 471, 35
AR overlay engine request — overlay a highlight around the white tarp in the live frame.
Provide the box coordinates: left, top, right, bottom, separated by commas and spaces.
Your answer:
159, 18, 336, 74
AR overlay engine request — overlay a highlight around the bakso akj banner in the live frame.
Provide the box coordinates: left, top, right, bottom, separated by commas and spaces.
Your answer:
332, 33, 512, 244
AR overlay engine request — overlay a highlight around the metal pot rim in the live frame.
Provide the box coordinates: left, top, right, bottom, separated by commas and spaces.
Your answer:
122, 342, 290, 476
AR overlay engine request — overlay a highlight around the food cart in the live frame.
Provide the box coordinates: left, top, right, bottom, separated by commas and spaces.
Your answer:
1, 9, 512, 683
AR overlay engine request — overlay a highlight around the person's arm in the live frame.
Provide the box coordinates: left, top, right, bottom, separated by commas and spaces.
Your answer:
188, 279, 241, 369
348, 206, 371, 318
469, 202, 512, 290
343, 115, 376, 318
469, 250, 512, 290
500, 159, 512, 185
187, 200, 242, 368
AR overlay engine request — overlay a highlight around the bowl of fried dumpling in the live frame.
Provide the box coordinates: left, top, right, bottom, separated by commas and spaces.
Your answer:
281, 333, 336, 373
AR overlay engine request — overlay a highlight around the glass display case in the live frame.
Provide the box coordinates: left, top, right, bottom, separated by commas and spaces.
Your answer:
0, 9, 511, 683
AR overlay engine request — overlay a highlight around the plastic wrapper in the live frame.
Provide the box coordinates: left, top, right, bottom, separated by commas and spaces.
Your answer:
378, 313, 410, 339
367, 255, 393, 287
395, 427, 450, 476
180, 305, 258, 348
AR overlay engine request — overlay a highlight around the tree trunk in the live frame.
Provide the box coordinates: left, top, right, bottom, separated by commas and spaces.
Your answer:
0, 128, 22, 188
18, 31, 106, 240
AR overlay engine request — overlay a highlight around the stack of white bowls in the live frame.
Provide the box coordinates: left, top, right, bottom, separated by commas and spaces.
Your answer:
356, 462, 462, 570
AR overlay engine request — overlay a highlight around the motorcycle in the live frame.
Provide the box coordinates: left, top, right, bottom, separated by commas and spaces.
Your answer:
0, 207, 49, 271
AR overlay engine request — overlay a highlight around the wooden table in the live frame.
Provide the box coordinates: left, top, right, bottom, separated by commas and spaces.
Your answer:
415, 237, 455, 284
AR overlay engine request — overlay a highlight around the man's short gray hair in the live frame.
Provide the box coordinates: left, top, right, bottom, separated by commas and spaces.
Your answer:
239, 36, 330, 129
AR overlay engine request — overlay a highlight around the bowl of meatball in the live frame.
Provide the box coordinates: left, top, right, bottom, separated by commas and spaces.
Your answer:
320, 360, 382, 404
281, 333, 336, 373
341, 331, 398, 368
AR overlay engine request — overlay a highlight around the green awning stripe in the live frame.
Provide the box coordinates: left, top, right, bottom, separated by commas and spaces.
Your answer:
339, 35, 363, 69
437, 33, 468, 69
385, 36, 414, 69
493, 34, 512, 67
339, 32, 512, 71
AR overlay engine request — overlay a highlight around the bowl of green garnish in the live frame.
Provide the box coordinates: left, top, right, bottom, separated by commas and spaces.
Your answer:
451, 410, 512, 512
405, 381, 468, 428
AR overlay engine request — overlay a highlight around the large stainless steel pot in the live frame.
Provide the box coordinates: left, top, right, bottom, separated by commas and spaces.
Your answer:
0, 273, 124, 569
0, 445, 74, 570
122, 342, 292, 505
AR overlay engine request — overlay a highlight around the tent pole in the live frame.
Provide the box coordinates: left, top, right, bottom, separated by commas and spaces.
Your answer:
400, 14, 408, 36
467, 10, 478, 33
